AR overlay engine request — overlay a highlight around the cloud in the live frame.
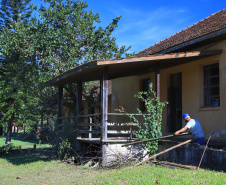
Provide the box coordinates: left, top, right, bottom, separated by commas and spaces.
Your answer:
112, 7, 192, 53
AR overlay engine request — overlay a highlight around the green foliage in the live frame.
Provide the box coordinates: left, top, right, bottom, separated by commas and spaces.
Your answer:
0, 1, 39, 144
0, 142, 15, 154
0, 0, 133, 145
0, 0, 35, 31
37, 0, 132, 76
58, 139, 72, 161
24, 125, 35, 134
116, 84, 167, 155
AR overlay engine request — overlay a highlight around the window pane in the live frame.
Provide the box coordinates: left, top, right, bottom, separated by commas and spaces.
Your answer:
142, 79, 151, 92
210, 97, 220, 107
210, 86, 219, 96
207, 65, 219, 76
208, 76, 219, 86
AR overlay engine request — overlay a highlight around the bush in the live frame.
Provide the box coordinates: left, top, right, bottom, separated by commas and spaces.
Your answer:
36, 127, 56, 144
0, 143, 15, 154
58, 139, 73, 161
116, 84, 167, 155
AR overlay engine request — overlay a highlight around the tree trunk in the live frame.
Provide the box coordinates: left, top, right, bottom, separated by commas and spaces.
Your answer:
13, 124, 16, 134
5, 113, 14, 144
3, 125, 6, 137
5, 120, 13, 144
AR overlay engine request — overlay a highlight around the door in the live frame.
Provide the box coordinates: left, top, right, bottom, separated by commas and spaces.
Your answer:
167, 72, 182, 133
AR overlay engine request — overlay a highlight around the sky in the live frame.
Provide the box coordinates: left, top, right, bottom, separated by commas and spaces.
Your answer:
31, 0, 225, 54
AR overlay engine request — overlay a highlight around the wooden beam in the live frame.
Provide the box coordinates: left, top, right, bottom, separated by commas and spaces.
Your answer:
155, 63, 160, 100
97, 50, 222, 65
100, 67, 108, 166
57, 85, 63, 131
134, 138, 195, 167
122, 132, 191, 147
152, 161, 197, 170
45, 61, 97, 86
76, 81, 83, 139
76, 81, 83, 115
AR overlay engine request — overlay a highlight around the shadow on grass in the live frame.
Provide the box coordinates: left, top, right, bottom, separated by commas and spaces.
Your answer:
11, 136, 39, 145
0, 147, 58, 165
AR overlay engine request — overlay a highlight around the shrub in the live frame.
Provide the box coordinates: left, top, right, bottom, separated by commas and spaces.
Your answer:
58, 139, 73, 161
116, 84, 167, 155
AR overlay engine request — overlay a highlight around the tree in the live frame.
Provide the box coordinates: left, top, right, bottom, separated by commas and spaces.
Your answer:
35, 0, 133, 121
37, 0, 132, 76
0, 0, 34, 32
0, 0, 37, 144
0, 0, 134, 144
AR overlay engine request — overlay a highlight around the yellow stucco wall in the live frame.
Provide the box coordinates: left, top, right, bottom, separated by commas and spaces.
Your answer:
112, 40, 226, 140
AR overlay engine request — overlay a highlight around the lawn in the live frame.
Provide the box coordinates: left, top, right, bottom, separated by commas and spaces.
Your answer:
0, 149, 226, 185
0, 136, 52, 149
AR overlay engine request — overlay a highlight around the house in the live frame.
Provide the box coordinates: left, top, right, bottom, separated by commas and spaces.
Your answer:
46, 9, 226, 167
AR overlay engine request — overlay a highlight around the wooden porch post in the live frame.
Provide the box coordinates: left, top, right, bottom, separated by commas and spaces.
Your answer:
76, 81, 83, 139
100, 67, 108, 166
57, 85, 63, 131
155, 64, 160, 100
155, 64, 160, 128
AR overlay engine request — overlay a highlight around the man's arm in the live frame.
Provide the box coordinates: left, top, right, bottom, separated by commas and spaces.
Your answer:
175, 127, 188, 135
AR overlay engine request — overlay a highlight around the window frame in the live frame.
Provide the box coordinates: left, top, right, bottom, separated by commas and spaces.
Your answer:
204, 63, 220, 107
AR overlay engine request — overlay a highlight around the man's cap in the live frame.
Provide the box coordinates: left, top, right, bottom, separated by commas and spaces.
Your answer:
183, 113, 190, 119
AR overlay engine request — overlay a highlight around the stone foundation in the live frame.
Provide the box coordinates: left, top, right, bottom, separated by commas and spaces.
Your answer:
158, 140, 226, 172
105, 143, 149, 166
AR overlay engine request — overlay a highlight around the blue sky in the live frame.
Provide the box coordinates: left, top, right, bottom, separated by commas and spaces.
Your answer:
32, 0, 225, 54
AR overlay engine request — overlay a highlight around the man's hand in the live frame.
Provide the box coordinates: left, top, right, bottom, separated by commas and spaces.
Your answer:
175, 127, 188, 135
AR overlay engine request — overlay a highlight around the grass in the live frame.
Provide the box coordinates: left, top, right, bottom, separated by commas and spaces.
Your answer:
0, 149, 226, 185
0, 136, 52, 149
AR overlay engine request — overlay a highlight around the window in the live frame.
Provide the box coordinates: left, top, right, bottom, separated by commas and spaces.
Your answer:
140, 78, 151, 112
204, 63, 220, 107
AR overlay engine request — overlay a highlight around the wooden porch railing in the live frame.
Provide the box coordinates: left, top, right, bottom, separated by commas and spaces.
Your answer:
57, 113, 144, 142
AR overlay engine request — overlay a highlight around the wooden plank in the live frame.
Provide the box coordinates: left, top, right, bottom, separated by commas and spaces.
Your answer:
77, 122, 138, 127
44, 61, 98, 86
76, 130, 101, 134
155, 64, 160, 100
122, 132, 190, 147
76, 81, 83, 139
152, 161, 197, 170
77, 113, 101, 118
77, 123, 101, 127
97, 50, 222, 66
57, 113, 101, 119
97, 51, 201, 65
100, 67, 108, 166
107, 130, 132, 134
134, 138, 195, 167
76, 81, 83, 115
107, 113, 146, 116
57, 85, 63, 130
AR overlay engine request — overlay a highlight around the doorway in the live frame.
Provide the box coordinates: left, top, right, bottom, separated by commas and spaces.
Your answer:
167, 72, 182, 133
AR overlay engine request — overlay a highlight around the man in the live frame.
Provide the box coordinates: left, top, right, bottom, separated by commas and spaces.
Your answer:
175, 113, 205, 145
